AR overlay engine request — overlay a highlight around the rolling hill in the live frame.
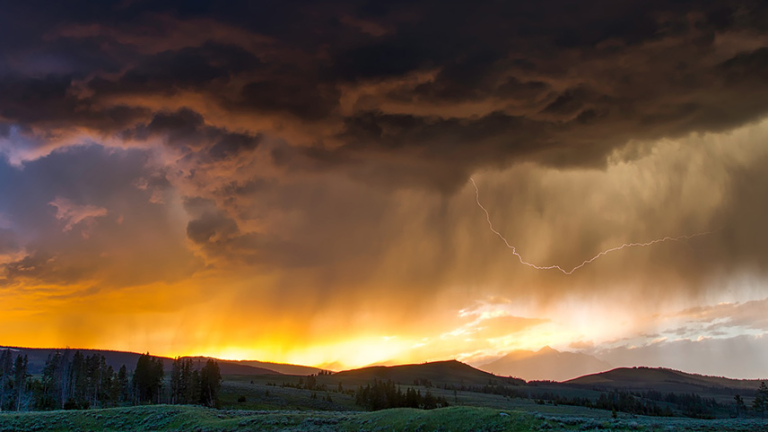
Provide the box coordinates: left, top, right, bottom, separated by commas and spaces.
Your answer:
330, 359, 524, 387
0, 346, 155, 375
181, 357, 281, 376
478, 346, 611, 382
229, 360, 324, 375
565, 366, 763, 392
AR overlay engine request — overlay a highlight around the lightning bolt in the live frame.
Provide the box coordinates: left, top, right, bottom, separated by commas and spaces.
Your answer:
470, 178, 716, 275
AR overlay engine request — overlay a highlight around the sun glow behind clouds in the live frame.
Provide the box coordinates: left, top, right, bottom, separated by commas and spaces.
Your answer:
181, 336, 416, 369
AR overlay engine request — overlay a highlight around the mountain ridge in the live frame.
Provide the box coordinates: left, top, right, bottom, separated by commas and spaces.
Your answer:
3, 345, 764, 389
0, 346, 282, 376
478, 346, 611, 381
332, 359, 525, 387
566, 366, 765, 391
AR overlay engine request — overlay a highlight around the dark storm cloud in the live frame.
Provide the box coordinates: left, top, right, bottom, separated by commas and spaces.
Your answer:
88, 41, 263, 96
121, 108, 262, 159
184, 198, 240, 244
0, 252, 86, 288
719, 47, 768, 83
300, 111, 550, 191
4, 0, 768, 367
0, 1, 766, 190
2, 0, 768, 281
0, 75, 148, 131
237, 79, 340, 121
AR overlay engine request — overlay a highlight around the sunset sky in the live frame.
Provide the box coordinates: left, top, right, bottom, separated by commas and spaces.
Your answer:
2, 0, 768, 378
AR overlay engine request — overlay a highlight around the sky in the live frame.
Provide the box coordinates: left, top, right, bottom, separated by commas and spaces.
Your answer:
1, 0, 768, 378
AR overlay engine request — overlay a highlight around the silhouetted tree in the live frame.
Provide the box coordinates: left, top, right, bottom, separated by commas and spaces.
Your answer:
200, 359, 221, 407
116, 365, 130, 404
170, 357, 182, 404
38, 352, 63, 410
14, 355, 28, 411
754, 382, 768, 417
304, 374, 317, 390
29, 351, 128, 411
355, 380, 448, 411
132, 353, 164, 404
190, 369, 201, 404
734, 394, 746, 418
0, 349, 12, 410
171, 357, 205, 405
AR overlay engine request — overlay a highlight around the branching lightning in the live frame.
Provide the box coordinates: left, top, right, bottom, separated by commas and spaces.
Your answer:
470, 178, 716, 275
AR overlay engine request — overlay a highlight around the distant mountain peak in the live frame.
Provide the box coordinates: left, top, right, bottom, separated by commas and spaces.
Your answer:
333, 359, 524, 387
479, 347, 611, 382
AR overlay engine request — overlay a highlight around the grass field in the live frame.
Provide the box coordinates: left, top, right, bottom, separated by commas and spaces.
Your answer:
3, 369, 766, 431
2, 404, 767, 431
217, 374, 656, 419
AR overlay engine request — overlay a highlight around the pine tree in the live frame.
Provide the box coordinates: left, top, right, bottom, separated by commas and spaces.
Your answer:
66, 351, 86, 409
14, 355, 28, 411
116, 365, 130, 404
182, 358, 194, 404
0, 349, 13, 411
132, 353, 164, 404
734, 394, 746, 418
200, 359, 222, 407
39, 352, 61, 410
170, 357, 182, 404
754, 382, 768, 417
189, 369, 201, 404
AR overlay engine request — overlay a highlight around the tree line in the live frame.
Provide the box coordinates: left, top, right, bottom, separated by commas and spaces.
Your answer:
354, 379, 450, 410
0, 349, 221, 412
0, 349, 30, 411
405, 378, 768, 419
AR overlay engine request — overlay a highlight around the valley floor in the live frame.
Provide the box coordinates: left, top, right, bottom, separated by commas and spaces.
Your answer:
1, 405, 767, 432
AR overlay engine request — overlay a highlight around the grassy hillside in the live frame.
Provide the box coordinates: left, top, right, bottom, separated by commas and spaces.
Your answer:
220, 363, 754, 418
567, 367, 763, 391
1, 404, 765, 432
0, 406, 536, 432
331, 360, 523, 387
230, 360, 324, 375
182, 356, 280, 376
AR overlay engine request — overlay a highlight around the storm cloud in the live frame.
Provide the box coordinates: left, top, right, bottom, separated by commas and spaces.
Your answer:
1, 0, 768, 371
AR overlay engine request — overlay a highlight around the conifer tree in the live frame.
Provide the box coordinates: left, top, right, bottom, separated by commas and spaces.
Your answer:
200, 359, 222, 407
132, 353, 164, 404
14, 355, 28, 411
754, 382, 768, 417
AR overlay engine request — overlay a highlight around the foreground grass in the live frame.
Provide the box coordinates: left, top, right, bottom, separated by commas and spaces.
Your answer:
1, 405, 767, 432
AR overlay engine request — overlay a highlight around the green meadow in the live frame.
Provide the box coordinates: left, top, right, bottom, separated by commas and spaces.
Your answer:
2, 404, 767, 432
